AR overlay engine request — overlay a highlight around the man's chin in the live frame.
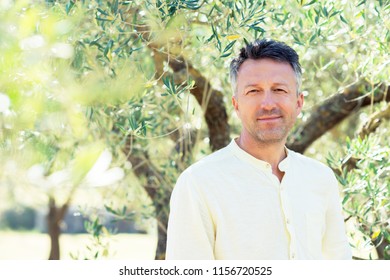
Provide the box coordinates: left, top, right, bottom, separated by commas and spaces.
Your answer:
254, 131, 287, 144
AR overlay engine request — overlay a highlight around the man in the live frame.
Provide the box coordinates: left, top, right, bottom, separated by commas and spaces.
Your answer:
166, 39, 352, 260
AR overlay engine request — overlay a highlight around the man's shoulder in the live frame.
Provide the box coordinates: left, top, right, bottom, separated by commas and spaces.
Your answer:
289, 149, 334, 175
172, 145, 235, 194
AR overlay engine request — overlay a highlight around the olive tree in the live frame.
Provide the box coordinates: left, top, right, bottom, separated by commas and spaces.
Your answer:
1, 0, 389, 259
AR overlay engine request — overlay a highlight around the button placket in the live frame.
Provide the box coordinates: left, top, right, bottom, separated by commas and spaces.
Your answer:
279, 185, 290, 227
279, 181, 297, 260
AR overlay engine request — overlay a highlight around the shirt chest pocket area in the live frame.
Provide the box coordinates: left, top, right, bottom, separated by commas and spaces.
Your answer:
305, 211, 325, 258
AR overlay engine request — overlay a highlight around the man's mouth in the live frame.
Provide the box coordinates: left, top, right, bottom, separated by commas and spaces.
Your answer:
257, 115, 282, 121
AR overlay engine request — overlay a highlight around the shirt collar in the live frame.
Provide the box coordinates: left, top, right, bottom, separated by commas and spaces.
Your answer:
228, 138, 291, 172
278, 148, 291, 172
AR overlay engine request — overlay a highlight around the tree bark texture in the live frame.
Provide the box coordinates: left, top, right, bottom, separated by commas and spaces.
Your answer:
47, 197, 69, 260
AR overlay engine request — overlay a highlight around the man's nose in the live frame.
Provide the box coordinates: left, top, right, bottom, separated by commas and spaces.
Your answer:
259, 90, 276, 110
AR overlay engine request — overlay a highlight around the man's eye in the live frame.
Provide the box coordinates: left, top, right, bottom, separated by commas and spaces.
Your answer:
247, 89, 258, 94
274, 89, 286, 93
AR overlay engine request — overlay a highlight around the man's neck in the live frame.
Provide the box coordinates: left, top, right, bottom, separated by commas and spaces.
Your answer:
235, 136, 287, 180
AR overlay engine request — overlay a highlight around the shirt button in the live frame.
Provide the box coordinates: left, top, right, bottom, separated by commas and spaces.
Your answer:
291, 253, 295, 259
286, 219, 290, 224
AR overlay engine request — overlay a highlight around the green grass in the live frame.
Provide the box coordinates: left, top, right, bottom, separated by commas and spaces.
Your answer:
0, 231, 157, 260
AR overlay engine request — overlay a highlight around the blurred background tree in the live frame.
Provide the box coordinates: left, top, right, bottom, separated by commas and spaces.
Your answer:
0, 0, 389, 259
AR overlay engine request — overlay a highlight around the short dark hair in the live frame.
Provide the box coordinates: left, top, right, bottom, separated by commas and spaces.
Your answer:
230, 39, 302, 94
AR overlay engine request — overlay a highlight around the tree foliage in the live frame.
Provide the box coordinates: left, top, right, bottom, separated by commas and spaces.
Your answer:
0, 0, 389, 259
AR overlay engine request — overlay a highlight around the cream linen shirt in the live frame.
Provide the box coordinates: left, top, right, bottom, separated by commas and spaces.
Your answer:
166, 139, 352, 260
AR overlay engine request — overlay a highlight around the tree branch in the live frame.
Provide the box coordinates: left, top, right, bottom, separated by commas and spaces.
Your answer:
358, 102, 390, 139
150, 47, 230, 151
332, 100, 390, 177
287, 83, 390, 153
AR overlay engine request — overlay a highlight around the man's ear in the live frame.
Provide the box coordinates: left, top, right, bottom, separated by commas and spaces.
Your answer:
296, 92, 304, 114
232, 95, 239, 112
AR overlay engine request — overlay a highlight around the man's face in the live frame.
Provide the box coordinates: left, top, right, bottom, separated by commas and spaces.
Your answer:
232, 58, 304, 145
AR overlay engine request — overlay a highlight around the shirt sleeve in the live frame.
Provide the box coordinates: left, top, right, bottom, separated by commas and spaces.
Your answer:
165, 170, 215, 260
322, 171, 352, 259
